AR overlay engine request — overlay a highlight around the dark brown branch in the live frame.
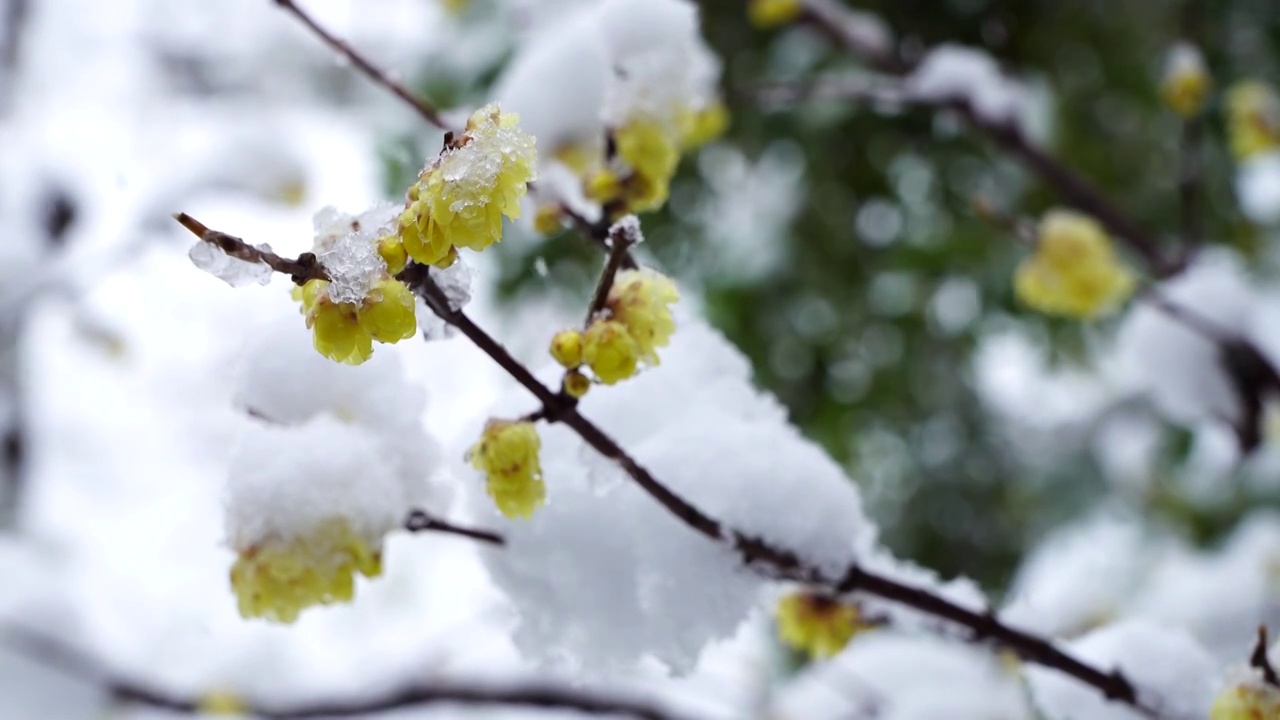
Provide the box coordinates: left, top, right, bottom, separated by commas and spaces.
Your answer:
562, 206, 639, 271
0, 623, 692, 720
1177, 116, 1204, 255
404, 509, 505, 546
401, 266, 1155, 715
799, 0, 905, 74
185, 217, 1158, 717
174, 213, 328, 285
1251, 626, 1280, 688
584, 220, 640, 324
271, 0, 448, 130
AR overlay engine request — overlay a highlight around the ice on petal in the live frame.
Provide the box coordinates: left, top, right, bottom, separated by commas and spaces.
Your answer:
312, 204, 397, 305
188, 240, 272, 288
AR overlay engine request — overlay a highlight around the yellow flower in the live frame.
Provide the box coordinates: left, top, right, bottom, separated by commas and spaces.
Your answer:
440, 0, 470, 17
230, 518, 382, 624
586, 169, 623, 204
534, 204, 564, 236
400, 104, 537, 266
1160, 44, 1211, 118
299, 278, 417, 365
749, 0, 803, 29
679, 101, 730, 151
1014, 210, 1135, 319
583, 320, 641, 385
1210, 675, 1280, 720
470, 420, 545, 519
378, 234, 409, 275
198, 690, 248, 716
563, 369, 591, 399
776, 591, 871, 659
550, 329, 585, 368
555, 141, 604, 176
607, 269, 679, 364
1227, 81, 1280, 160
615, 120, 681, 213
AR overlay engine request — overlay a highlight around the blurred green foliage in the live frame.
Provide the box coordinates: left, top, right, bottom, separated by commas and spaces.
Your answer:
390, 0, 1280, 592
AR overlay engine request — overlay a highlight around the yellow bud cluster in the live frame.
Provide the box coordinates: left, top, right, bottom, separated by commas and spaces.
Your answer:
549, 268, 679, 387
1227, 81, 1280, 161
776, 591, 872, 660
399, 104, 537, 267
298, 276, 417, 365
470, 420, 545, 519
230, 518, 382, 624
1014, 210, 1135, 320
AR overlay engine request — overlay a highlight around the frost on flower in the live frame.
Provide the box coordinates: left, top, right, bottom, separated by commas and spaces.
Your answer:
1227, 81, 1280, 161
776, 591, 874, 659
1026, 620, 1216, 720
1014, 209, 1135, 319
189, 239, 274, 288
468, 319, 873, 672
907, 44, 1030, 126
399, 104, 537, 267
226, 417, 413, 623
297, 205, 417, 365
1210, 667, 1280, 720
226, 321, 446, 622
1160, 42, 1211, 118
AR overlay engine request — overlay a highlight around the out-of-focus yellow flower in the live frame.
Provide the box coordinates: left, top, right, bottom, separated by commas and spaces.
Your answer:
534, 205, 564, 236
198, 690, 248, 716
470, 420, 545, 519
400, 104, 537, 267
563, 369, 591, 398
1014, 210, 1135, 319
1210, 674, 1280, 720
586, 169, 623, 204
440, 0, 471, 17
615, 120, 680, 213
749, 0, 804, 28
555, 142, 603, 176
1227, 81, 1280, 160
679, 101, 730, 151
1160, 43, 1211, 118
607, 269, 679, 364
230, 518, 382, 624
299, 278, 417, 365
583, 319, 641, 385
776, 591, 871, 659
550, 329, 585, 368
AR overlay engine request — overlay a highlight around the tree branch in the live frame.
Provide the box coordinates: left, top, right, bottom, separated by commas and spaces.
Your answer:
404, 509, 505, 546
174, 213, 328, 285
584, 220, 640, 324
0, 623, 693, 720
270, 0, 449, 130
562, 205, 639, 271
1177, 115, 1204, 254
1251, 626, 1280, 688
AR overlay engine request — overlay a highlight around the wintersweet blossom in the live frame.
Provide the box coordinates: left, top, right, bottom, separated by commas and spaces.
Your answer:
607, 268, 680, 363
471, 420, 545, 519
776, 591, 871, 659
399, 103, 537, 267
582, 319, 641, 385
1014, 209, 1135, 319
678, 101, 730, 151
1210, 669, 1280, 720
615, 119, 682, 213
230, 517, 382, 623
562, 369, 591, 398
748, 0, 803, 29
298, 277, 417, 365
1226, 81, 1280, 160
1160, 43, 1211, 118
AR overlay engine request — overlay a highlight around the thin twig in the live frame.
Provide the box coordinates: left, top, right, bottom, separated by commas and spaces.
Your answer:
0, 623, 692, 720
1177, 116, 1204, 255
404, 510, 505, 546
1251, 626, 1280, 688
174, 213, 328, 285
798, 0, 905, 74
562, 205, 639, 271
584, 221, 639, 324
271, 0, 448, 129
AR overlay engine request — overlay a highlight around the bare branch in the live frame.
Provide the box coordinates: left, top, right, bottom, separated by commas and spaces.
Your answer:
271, 0, 449, 129
584, 221, 640, 324
562, 205, 639, 271
173, 213, 328, 285
1177, 116, 1204, 255
1251, 626, 1280, 688
404, 509, 505, 546
0, 623, 694, 720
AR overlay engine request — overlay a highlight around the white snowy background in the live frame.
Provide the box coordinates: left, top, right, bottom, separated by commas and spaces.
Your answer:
3, 0, 1280, 719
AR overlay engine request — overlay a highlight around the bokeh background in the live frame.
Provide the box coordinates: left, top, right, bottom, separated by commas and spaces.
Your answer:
3, 0, 1280, 714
